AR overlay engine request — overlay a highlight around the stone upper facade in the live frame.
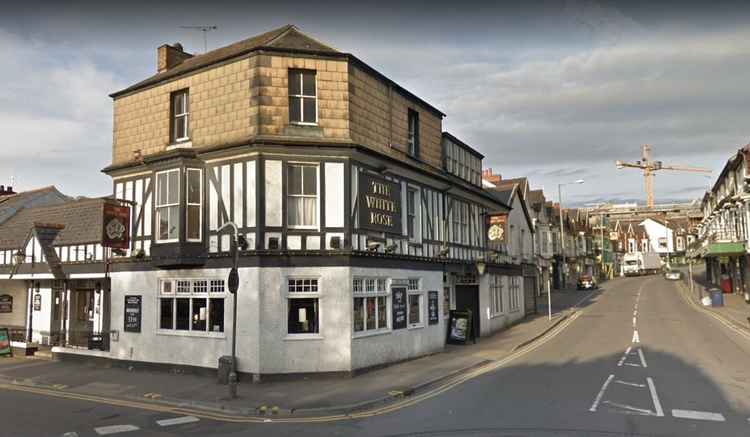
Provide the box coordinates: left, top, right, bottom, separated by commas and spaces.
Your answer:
109, 25, 444, 172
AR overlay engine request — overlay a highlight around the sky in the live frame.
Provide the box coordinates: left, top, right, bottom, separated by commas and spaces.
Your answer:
1, 0, 749, 206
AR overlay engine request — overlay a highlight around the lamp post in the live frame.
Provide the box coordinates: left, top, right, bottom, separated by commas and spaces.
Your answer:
558, 180, 584, 291
217, 222, 248, 399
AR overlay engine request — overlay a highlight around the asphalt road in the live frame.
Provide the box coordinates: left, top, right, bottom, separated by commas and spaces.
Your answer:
4, 275, 750, 437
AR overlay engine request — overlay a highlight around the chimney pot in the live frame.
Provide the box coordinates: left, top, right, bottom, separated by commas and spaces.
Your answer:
157, 43, 193, 73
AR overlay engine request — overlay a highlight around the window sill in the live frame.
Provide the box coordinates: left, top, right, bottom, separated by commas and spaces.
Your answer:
156, 330, 226, 339
407, 324, 424, 330
490, 313, 505, 319
352, 329, 391, 339
166, 141, 192, 150
284, 334, 324, 341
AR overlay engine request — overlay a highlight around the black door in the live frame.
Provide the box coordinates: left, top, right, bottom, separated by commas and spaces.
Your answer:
524, 276, 537, 316
455, 284, 480, 339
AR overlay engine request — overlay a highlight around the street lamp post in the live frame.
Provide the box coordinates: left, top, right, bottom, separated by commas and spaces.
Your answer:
558, 180, 584, 292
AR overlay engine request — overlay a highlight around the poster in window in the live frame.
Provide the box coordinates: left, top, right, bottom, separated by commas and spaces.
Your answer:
124, 295, 142, 333
428, 291, 439, 325
446, 310, 474, 345
0, 328, 11, 357
102, 202, 131, 249
0, 294, 12, 313
391, 287, 407, 330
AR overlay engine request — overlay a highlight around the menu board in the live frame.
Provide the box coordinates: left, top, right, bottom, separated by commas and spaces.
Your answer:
0, 295, 12, 313
447, 310, 474, 345
124, 295, 141, 333
0, 328, 12, 357
33, 294, 42, 311
391, 287, 407, 330
428, 291, 439, 325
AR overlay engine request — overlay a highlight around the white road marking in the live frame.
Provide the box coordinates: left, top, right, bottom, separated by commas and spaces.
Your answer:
94, 425, 139, 435
646, 377, 664, 417
633, 317, 637, 326
614, 379, 646, 388
632, 330, 640, 343
617, 346, 632, 366
589, 374, 615, 412
672, 409, 726, 422
624, 362, 642, 367
638, 348, 648, 368
602, 400, 655, 416
62, 433, 79, 437
156, 416, 200, 426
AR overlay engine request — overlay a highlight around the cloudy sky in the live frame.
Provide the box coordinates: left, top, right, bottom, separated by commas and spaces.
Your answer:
1, 0, 748, 206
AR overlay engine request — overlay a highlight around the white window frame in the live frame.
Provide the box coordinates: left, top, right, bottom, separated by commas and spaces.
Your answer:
509, 277, 521, 312
352, 277, 390, 337
171, 90, 190, 143
407, 109, 419, 157
406, 187, 419, 241
155, 168, 181, 243
285, 277, 323, 339
489, 274, 504, 317
286, 163, 319, 229
289, 70, 318, 126
186, 168, 203, 242
157, 278, 226, 338
407, 278, 423, 328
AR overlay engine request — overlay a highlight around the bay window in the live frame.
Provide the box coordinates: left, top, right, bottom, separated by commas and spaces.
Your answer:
407, 188, 417, 239
156, 169, 180, 242
186, 168, 202, 241
353, 278, 388, 334
287, 164, 318, 228
159, 278, 225, 334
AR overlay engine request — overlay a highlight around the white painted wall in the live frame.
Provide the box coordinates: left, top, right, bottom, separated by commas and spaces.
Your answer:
0, 280, 27, 328
265, 160, 283, 227
479, 274, 526, 337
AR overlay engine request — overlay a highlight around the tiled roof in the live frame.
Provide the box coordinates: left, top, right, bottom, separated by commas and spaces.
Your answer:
0, 186, 70, 226
0, 198, 105, 250
111, 25, 338, 98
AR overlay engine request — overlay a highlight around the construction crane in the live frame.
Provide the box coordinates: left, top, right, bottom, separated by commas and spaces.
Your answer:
616, 144, 712, 208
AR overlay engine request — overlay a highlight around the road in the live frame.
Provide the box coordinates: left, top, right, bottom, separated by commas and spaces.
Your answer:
3, 275, 750, 437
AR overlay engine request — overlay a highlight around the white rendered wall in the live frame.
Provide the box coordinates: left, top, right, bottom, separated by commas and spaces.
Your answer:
0, 280, 27, 328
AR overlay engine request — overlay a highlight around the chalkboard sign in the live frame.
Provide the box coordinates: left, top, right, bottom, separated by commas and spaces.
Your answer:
33, 294, 41, 311
124, 295, 141, 333
446, 310, 474, 345
0, 327, 12, 357
392, 287, 407, 330
428, 291, 439, 325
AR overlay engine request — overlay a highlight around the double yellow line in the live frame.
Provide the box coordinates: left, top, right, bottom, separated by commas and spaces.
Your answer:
0, 311, 581, 424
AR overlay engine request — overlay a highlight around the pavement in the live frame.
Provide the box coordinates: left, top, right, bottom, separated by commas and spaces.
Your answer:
680, 265, 750, 335
0, 285, 599, 419
3, 275, 750, 436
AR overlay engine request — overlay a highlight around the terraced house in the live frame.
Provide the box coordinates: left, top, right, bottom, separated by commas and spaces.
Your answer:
1, 25, 526, 376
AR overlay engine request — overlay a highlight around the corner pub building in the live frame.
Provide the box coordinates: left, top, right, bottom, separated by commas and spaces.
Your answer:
21, 25, 529, 376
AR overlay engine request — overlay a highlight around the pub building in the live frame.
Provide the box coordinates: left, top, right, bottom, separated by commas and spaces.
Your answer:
1, 25, 530, 376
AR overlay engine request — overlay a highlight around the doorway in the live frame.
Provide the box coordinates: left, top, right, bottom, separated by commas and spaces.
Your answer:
524, 276, 537, 316
455, 284, 480, 339
69, 288, 95, 347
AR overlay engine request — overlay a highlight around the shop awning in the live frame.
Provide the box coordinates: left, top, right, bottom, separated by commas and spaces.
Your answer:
704, 242, 746, 257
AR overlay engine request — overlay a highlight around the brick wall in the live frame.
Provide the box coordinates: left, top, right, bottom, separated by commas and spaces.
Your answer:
348, 64, 443, 169
112, 57, 255, 166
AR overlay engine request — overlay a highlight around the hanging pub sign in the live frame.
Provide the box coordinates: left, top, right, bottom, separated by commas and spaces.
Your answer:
0, 328, 12, 357
124, 295, 142, 333
428, 291, 439, 325
102, 202, 131, 249
487, 213, 508, 243
391, 286, 407, 330
446, 310, 474, 345
0, 295, 12, 313
358, 173, 402, 234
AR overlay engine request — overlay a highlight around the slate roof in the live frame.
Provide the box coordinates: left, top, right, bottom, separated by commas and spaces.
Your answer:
490, 188, 514, 206
0, 186, 70, 226
0, 198, 105, 250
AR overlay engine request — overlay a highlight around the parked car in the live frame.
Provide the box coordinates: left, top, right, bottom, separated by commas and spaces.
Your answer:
664, 270, 683, 280
577, 275, 598, 290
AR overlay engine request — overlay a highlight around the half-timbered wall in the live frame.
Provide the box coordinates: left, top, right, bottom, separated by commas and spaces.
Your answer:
205, 158, 257, 253
114, 174, 153, 256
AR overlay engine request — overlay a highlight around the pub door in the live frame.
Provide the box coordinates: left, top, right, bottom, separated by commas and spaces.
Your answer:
455, 284, 480, 339
69, 288, 95, 347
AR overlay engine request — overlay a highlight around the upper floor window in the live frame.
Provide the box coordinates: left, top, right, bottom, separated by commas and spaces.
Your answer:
170, 89, 189, 143
407, 109, 419, 157
289, 70, 317, 125
156, 169, 180, 242
186, 168, 202, 242
407, 188, 417, 239
287, 164, 318, 228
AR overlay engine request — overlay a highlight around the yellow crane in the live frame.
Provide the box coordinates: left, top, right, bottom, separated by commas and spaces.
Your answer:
616, 144, 712, 208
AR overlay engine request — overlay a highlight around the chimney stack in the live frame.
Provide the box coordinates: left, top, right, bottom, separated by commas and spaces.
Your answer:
157, 43, 193, 73
0, 185, 14, 195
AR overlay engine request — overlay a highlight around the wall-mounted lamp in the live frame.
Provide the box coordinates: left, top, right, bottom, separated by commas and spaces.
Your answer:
367, 241, 381, 252
384, 243, 398, 254
476, 258, 487, 276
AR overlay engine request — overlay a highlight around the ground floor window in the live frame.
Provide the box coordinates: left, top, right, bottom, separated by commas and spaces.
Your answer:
490, 274, 504, 316
159, 279, 225, 334
287, 278, 320, 335
443, 285, 452, 318
509, 277, 521, 312
407, 278, 423, 327
353, 278, 388, 333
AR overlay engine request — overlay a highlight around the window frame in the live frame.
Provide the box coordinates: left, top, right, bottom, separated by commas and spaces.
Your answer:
407, 187, 418, 241
509, 277, 521, 312
157, 278, 227, 338
406, 278, 423, 328
155, 168, 181, 244
170, 89, 190, 144
288, 69, 318, 125
286, 163, 320, 229
352, 277, 390, 337
489, 274, 504, 317
285, 277, 322, 339
407, 109, 420, 158
185, 168, 203, 242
